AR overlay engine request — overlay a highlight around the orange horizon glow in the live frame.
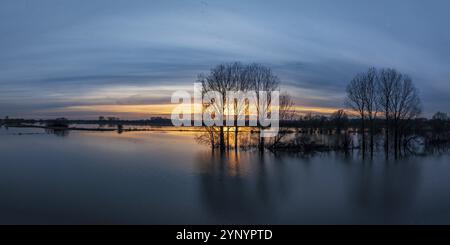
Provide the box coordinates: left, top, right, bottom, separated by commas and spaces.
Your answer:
40, 103, 353, 119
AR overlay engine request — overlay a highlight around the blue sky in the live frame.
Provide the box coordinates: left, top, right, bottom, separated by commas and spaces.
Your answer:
1, 0, 450, 118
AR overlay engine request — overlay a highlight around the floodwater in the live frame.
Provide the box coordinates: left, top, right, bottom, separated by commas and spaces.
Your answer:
1, 127, 450, 224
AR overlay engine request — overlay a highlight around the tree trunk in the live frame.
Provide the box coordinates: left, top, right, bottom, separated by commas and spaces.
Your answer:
370, 120, 374, 158
394, 123, 398, 159
259, 130, 265, 154
234, 100, 239, 152
361, 118, 366, 158
234, 126, 238, 152
385, 116, 389, 159
227, 126, 230, 150
211, 130, 215, 151
219, 126, 225, 153
219, 95, 226, 153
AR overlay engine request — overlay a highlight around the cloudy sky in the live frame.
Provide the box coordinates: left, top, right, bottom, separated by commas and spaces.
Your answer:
1, 0, 449, 118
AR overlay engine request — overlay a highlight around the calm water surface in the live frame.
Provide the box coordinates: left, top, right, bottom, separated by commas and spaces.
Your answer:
1, 127, 450, 224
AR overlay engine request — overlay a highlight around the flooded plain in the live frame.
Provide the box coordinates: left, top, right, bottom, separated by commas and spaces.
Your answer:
1, 127, 450, 224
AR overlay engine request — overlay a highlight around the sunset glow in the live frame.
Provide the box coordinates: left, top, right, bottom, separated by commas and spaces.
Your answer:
40, 103, 346, 119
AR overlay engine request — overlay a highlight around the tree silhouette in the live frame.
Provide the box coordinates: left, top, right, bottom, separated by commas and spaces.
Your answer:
198, 62, 279, 152
247, 63, 279, 153
377, 68, 401, 156
346, 71, 368, 157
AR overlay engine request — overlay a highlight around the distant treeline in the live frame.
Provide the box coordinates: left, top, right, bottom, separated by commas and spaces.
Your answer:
0, 116, 173, 127
2, 115, 449, 131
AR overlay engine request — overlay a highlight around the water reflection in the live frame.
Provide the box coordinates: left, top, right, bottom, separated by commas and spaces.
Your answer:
195, 150, 425, 224
348, 158, 421, 223
45, 128, 70, 137
0, 127, 449, 224
196, 151, 292, 223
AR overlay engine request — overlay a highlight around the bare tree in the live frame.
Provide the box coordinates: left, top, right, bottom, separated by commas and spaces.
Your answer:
199, 62, 281, 152
195, 102, 220, 150
199, 62, 242, 152
377, 68, 402, 156
279, 92, 296, 121
348, 67, 421, 158
247, 63, 280, 153
231, 63, 252, 151
271, 92, 296, 148
363, 67, 378, 157
346, 72, 367, 157
390, 75, 421, 156
195, 125, 219, 150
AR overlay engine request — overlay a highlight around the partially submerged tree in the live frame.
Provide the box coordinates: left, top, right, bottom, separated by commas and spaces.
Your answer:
347, 67, 421, 158
363, 67, 378, 156
346, 71, 368, 157
198, 62, 279, 152
271, 92, 296, 148
199, 62, 245, 152
390, 75, 421, 156
377, 68, 401, 155
247, 63, 280, 153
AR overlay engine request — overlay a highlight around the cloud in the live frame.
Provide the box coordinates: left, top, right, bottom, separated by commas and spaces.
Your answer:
1, 0, 450, 118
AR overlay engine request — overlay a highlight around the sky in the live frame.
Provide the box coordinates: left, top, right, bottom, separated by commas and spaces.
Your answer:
1, 0, 450, 119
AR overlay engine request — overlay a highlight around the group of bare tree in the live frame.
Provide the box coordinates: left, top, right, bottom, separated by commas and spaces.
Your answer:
197, 62, 287, 153
346, 67, 422, 158
195, 64, 424, 157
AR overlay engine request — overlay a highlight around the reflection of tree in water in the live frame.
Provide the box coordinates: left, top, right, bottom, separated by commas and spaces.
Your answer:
195, 127, 260, 151
195, 151, 291, 223
45, 128, 69, 137
348, 158, 421, 223
424, 141, 450, 155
